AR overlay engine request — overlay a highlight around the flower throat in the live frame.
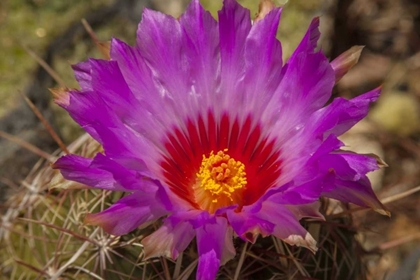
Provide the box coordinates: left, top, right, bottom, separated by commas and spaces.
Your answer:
193, 149, 247, 213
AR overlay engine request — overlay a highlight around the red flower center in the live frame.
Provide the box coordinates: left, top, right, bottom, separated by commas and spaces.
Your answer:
160, 110, 282, 213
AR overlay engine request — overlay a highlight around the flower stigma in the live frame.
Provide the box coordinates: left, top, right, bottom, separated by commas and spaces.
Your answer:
193, 149, 247, 213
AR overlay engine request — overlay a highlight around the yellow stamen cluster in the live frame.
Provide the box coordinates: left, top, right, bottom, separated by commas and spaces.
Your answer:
194, 149, 247, 212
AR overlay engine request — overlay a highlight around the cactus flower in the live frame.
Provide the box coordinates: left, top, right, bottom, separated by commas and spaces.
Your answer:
53, 0, 387, 279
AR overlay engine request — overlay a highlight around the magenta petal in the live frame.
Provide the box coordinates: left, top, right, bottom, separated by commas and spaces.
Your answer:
142, 216, 195, 259
197, 250, 219, 280
110, 38, 156, 98
109, 40, 184, 156
270, 133, 343, 193
58, 86, 159, 161
274, 18, 333, 115
323, 176, 388, 215
242, 7, 283, 114
227, 202, 317, 252
93, 126, 155, 162
308, 87, 381, 139
136, 9, 190, 112
292, 17, 320, 54
73, 58, 143, 126
89, 153, 154, 190
267, 174, 335, 205
259, 20, 334, 148
276, 51, 334, 116
137, 8, 182, 73
89, 59, 139, 117
180, 0, 220, 106
135, 7, 223, 124
309, 150, 387, 214
259, 203, 317, 252
71, 60, 92, 91
227, 210, 274, 242
65, 59, 168, 166
196, 216, 235, 280
268, 141, 380, 205
57, 89, 119, 143
308, 134, 344, 163
218, 0, 251, 96
318, 152, 379, 181
53, 154, 128, 191
110, 39, 171, 126
85, 191, 168, 236
112, 39, 194, 137
111, 39, 163, 117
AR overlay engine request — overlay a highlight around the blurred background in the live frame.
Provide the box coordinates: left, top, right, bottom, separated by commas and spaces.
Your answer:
0, 0, 419, 279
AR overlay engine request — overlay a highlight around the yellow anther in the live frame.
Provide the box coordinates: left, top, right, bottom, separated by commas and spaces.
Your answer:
193, 150, 247, 213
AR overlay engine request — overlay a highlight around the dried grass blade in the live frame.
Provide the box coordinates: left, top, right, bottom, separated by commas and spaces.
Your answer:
0, 131, 52, 161
81, 19, 110, 60
173, 252, 183, 279
18, 218, 98, 245
20, 44, 66, 87
176, 259, 198, 280
23, 96, 69, 154
234, 242, 248, 280
381, 185, 420, 204
49, 227, 99, 280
